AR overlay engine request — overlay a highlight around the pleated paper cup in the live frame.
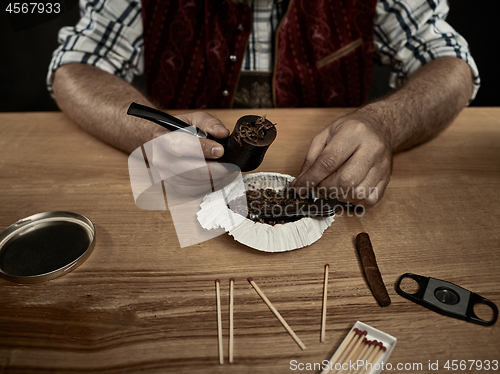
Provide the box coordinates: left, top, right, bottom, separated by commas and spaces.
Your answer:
196, 172, 335, 252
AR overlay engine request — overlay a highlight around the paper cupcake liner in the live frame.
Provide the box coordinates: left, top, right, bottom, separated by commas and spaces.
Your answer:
197, 172, 335, 252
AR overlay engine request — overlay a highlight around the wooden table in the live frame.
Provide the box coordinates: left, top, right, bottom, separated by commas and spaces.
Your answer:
0, 108, 499, 373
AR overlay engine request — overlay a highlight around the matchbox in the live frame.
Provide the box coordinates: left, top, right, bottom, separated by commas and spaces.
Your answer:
321, 321, 397, 374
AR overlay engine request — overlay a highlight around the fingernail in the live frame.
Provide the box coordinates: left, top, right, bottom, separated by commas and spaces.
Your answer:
211, 146, 223, 157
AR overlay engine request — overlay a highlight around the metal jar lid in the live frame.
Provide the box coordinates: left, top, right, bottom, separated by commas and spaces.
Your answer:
0, 211, 96, 284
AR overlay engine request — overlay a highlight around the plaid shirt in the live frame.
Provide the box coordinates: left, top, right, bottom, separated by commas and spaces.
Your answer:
47, 0, 480, 100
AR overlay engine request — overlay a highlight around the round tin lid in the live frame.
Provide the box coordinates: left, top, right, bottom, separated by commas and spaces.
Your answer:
0, 211, 95, 283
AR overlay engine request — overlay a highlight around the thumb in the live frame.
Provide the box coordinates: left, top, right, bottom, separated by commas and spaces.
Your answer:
290, 159, 313, 187
155, 131, 224, 159
177, 111, 230, 140
199, 138, 225, 159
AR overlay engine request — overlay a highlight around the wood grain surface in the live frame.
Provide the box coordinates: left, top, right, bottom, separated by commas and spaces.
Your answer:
0, 108, 499, 373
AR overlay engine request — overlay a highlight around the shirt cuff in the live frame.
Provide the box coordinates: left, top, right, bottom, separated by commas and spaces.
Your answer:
387, 39, 480, 103
46, 49, 138, 98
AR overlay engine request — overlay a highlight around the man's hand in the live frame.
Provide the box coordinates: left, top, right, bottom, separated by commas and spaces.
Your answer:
293, 57, 474, 207
150, 111, 234, 196
53, 65, 237, 196
292, 114, 392, 207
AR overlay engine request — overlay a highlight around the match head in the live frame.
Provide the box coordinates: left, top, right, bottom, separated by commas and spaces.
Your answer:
215, 279, 220, 283
247, 277, 253, 282
366, 340, 373, 346
325, 263, 330, 267
230, 277, 235, 282
362, 337, 368, 343
372, 340, 378, 345
381, 346, 387, 352
353, 328, 359, 333
362, 330, 368, 336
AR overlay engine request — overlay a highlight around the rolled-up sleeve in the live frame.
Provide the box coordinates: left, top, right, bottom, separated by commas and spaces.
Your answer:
47, 0, 144, 95
374, 0, 480, 101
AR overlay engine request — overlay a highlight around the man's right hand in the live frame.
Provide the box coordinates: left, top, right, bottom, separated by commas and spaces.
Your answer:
52, 65, 236, 196
150, 111, 235, 196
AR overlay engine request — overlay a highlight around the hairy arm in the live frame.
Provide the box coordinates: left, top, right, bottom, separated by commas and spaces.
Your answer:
359, 56, 473, 152
52, 63, 158, 153
52, 63, 231, 196
52, 63, 228, 156
293, 57, 474, 206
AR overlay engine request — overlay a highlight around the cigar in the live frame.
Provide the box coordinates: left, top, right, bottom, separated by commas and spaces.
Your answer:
355, 233, 391, 307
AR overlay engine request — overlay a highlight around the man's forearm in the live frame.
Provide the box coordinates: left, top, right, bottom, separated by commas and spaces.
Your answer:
356, 57, 474, 153
52, 63, 158, 153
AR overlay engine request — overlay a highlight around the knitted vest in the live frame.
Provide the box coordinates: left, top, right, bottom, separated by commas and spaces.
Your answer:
141, 0, 377, 108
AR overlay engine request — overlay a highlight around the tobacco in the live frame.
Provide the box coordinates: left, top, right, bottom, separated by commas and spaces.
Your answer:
230, 188, 311, 225
234, 115, 275, 145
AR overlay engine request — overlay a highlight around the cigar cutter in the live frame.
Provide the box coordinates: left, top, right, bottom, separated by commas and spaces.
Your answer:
395, 273, 498, 326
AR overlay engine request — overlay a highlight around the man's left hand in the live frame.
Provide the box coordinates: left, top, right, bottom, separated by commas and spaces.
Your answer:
292, 114, 393, 207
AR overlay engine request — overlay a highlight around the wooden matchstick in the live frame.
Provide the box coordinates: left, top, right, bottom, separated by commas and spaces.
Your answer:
247, 277, 306, 350
322, 328, 358, 373
336, 328, 363, 367
338, 330, 367, 374
347, 331, 367, 360
371, 345, 387, 366
367, 342, 384, 363
347, 338, 370, 374
359, 340, 376, 362
321, 264, 329, 343
358, 339, 370, 359
353, 339, 377, 374
229, 278, 234, 363
215, 279, 223, 364
366, 341, 382, 364
356, 342, 383, 374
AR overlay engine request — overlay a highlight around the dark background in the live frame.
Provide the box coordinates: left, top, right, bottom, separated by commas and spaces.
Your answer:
0, 1, 497, 112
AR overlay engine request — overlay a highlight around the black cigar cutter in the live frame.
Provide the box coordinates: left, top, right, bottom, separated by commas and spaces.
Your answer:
395, 273, 498, 326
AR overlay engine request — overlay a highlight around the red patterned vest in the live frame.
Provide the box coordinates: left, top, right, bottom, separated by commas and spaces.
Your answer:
141, 0, 378, 109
